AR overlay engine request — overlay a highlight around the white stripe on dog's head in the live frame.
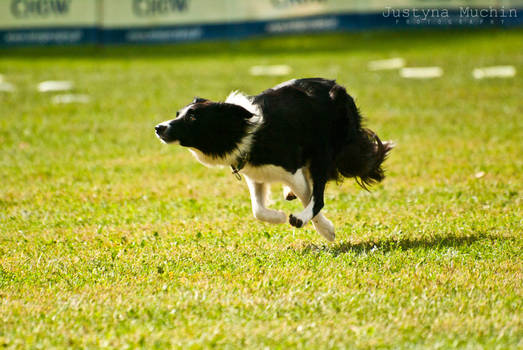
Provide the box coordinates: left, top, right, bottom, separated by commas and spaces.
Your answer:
225, 91, 259, 116
226, 90, 263, 126
175, 104, 192, 120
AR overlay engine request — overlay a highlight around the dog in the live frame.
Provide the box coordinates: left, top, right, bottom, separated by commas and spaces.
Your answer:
155, 78, 393, 241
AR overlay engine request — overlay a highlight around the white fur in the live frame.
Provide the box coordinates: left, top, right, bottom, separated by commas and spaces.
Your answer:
284, 168, 335, 241
176, 104, 192, 119
242, 164, 294, 183
294, 199, 315, 224
286, 168, 315, 226
225, 91, 261, 116
245, 177, 286, 224
283, 186, 294, 199
226, 91, 263, 137
312, 215, 335, 242
243, 167, 335, 241
272, 79, 296, 90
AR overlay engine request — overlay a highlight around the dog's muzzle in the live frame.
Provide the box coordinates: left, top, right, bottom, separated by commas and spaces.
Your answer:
155, 124, 167, 137
155, 122, 172, 143
155, 120, 182, 144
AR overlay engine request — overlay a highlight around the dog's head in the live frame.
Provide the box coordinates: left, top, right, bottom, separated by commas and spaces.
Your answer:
155, 97, 254, 157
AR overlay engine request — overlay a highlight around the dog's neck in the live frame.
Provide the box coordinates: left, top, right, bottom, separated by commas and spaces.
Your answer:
230, 150, 249, 179
188, 131, 254, 169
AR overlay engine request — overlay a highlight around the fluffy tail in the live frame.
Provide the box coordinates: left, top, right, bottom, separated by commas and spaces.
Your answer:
329, 84, 394, 190
335, 130, 393, 190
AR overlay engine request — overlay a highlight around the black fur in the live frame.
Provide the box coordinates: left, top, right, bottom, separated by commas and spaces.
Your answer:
159, 101, 253, 157
248, 79, 392, 194
156, 78, 392, 221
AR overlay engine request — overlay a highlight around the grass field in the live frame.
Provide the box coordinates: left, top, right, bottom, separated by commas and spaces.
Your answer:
1, 29, 522, 349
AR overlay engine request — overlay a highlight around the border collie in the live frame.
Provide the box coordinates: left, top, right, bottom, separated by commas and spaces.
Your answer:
155, 78, 393, 241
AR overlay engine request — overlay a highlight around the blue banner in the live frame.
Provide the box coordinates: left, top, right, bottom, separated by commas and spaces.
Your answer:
1, 0, 522, 46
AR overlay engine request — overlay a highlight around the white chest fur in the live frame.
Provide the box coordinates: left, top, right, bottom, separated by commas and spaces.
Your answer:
242, 165, 297, 184
188, 146, 297, 184
188, 148, 234, 168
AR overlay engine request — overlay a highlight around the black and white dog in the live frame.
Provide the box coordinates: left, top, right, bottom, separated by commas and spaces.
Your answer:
155, 78, 392, 241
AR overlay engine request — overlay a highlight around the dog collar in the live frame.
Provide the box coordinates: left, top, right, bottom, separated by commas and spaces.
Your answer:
231, 150, 249, 181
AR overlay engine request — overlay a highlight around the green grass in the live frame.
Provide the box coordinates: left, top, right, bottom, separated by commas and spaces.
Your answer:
1, 29, 522, 349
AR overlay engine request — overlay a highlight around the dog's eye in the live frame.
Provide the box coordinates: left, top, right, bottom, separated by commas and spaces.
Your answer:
187, 114, 196, 122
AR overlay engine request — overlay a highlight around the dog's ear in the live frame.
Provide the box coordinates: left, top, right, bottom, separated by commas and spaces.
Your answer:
192, 96, 208, 104
227, 104, 253, 119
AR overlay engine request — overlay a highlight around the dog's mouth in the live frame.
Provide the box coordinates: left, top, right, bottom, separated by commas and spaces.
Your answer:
155, 130, 168, 144
156, 134, 168, 144
155, 134, 179, 145
155, 131, 168, 144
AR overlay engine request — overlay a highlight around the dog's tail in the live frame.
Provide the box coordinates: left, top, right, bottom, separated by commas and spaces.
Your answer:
335, 129, 394, 190
329, 84, 394, 190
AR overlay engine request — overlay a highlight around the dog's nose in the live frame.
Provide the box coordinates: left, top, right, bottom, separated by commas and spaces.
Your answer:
155, 124, 167, 135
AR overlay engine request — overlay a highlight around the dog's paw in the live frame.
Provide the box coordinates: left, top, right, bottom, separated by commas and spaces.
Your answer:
289, 214, 304, 228
312, 217, 335, 242
316, 225, 335, 241
285, 192, 297, 201
283, 186, 297, 201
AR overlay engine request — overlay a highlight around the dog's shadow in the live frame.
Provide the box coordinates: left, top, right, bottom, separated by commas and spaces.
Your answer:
298, 233, 486, 257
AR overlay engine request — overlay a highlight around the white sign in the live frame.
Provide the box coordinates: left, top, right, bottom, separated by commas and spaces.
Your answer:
0, 0, 98, 29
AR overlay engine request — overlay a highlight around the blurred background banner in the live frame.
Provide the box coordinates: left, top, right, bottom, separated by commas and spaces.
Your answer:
0, 0, 99, 45
1, 0, 522, 46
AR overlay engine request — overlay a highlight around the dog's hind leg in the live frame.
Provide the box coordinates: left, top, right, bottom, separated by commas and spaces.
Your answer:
283, 186, 297, 201
245, 176, 287, 224
286, 169, 335, 241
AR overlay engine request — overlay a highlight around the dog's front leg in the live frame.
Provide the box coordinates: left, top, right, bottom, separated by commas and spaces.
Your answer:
287, 168, 335, 241
288, 166, 325, 228
245, 176, 287, 224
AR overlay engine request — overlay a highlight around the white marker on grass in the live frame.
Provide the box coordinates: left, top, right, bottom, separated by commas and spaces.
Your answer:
0, 81, 15, 92
249, 65, 292, 76
0, 74, 15, 92
52, 94, 90, 104
368, 57, 405, 71
37, 81, 74, 92
475, 171, 485, 179
400, 67, 443, 79
473, 66, 516, 79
